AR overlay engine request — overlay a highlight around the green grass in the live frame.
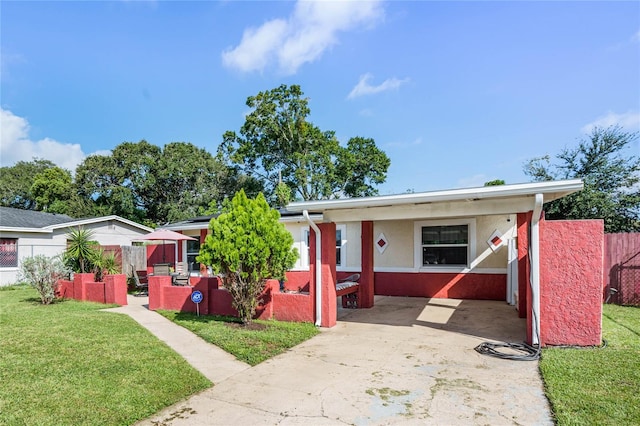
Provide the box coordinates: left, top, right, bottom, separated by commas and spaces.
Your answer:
540, 304, 640, 425
157, 310, 320, 366
0, 286, 211, 426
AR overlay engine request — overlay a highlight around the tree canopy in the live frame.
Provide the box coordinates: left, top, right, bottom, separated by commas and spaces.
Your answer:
524, 125, 640, 233
31, 167, 74, 214
75, 140, 237, 225
197, 190, 298, 324
0, 159, 57, 210
218, 84, 390, 201
2, 141, 244, 226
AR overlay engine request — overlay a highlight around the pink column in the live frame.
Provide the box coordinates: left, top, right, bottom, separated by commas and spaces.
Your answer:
148, 275, 166, 311
73, 273, 93, 301
517, 212, 531, 321
318, 222, 337, 328
105, 274, 128, 305
360, 221, 375, 308
539, 219, 603, 346
200, 229, 208, 276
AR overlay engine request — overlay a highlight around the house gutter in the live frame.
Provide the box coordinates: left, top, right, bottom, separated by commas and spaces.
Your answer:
303, 210, 322, 327
531, 193, 543, 346
287, 179, 583, 212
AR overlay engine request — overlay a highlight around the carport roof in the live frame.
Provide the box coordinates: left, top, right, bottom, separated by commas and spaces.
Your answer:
286, 179, 583, 213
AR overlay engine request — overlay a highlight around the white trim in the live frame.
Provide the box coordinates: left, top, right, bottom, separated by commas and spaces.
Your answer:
336, 224, 346, 271
531, 193, 543, 346
163, 223, 209, 231
296, 227, 310, 269
0, 227, 53, 233
290, 266, 310, 272
280, 214, 322, 223
287, 179, 583, 212
336, 267, 362, 273
373, 266, 507, 274
303, 210, 322, 327
44, 215, 153, 233
295, 225, 347, 271
414, 218, 476, 270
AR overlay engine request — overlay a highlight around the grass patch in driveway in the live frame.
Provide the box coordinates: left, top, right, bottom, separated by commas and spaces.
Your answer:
0, 286, 211, 426
157, 310, 319, 366
540, 304, 640, 425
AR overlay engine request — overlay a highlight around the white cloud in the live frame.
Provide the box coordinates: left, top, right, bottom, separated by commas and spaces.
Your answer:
632, 29, 640, 43
581, 110, 640, 134
0, 108, 86, 170
347, 73, 409, 99
222, 0, 384, 75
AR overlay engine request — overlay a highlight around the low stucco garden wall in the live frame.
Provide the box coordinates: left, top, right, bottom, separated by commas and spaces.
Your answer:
540, 219, 604, 346
148, 275, 315, 323
57, 273, 128, 305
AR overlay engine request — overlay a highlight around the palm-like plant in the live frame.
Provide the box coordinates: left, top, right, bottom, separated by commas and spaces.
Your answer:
65, 227, 99, 273
93, 249, 120, 282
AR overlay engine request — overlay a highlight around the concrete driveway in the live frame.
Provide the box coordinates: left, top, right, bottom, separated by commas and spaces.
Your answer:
139, 297, 553, 425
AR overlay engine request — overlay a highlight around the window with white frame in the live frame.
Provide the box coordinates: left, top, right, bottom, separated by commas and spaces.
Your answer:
297, 225, 346, 269
186, 239, 200, 273
415, 219, 475, 268
0, 239, 18, 268
336, 225, 346, 267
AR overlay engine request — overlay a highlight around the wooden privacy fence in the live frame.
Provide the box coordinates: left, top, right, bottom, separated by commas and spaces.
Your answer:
121, 245, 147, 275
604, 233, 640, 306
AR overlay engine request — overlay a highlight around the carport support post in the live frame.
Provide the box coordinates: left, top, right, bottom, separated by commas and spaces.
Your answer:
360, 221, 375, 308
517, 212, 531, 319
317, 222, 337, 327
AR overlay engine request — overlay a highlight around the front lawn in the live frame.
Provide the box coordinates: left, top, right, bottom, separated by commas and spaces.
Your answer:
0, 286, 211, 426
540, 304, 640, 425
157, 310, 319, 366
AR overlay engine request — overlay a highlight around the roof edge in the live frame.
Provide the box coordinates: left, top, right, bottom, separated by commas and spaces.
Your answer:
286, 179, 584, 212
45, 215, 153, 233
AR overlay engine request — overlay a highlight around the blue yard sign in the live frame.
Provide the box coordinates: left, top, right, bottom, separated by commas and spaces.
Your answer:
191, 290, 203, 316
191, 290, 203, 304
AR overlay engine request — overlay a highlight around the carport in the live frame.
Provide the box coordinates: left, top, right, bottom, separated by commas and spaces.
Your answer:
287, 179, 604, 347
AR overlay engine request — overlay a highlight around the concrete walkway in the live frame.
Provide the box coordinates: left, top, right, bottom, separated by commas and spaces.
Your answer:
103, 295, 250, 384
105, 295, 553, 425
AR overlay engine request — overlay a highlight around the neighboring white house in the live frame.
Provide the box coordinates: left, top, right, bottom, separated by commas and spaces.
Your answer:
0, 207, 153, 286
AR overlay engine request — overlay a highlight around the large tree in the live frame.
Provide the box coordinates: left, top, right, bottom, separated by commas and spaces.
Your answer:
218, 84, 390, 201
197, 190, 298, 325
75, 140, 160, 224
75, 140, 234, 225
0, 158, 57, 209
524, 125, 640, 233
154, 142, 232, 223
30, 167, 74, 214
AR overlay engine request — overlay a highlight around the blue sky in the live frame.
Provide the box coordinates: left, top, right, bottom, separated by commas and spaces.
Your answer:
2, 0, 639, 195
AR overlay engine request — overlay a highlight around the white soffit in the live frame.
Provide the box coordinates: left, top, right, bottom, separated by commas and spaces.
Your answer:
287, 179, 583, 213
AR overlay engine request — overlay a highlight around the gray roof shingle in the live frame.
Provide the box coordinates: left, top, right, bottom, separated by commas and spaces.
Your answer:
0, 207, 76, 229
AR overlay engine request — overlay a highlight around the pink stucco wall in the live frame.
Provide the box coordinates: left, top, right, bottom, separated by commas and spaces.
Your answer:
283, 271, 310, 292
540, 219, 604, 346
56, 273, 128, 305
146, 275, 316, 323
374, 272, 506, 300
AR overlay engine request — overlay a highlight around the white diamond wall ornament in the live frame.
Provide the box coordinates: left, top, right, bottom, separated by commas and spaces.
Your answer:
487, 229, 505, 253
376, 233, 388, 254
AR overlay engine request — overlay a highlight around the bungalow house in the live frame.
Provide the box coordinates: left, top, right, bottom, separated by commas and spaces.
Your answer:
0, 207, 153, 286
162, 179, 604, 347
